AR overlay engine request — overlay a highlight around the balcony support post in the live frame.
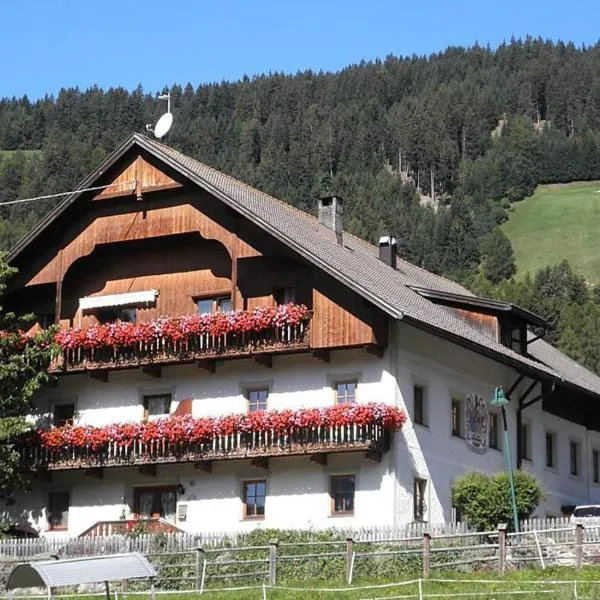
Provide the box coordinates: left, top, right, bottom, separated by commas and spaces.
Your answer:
251, 457, 269, 470
366, 344, 384, 358
310, 453, 328, 466
198, 359, 216, 373
365, 449, 382, 463
312, 349, 330, 363
90, 370, 109, 383
143, 365, 162, 379
85, 468, 104, 480
255, 354, 273, 368
194, 461, 212, 473
138, 464, 157, 477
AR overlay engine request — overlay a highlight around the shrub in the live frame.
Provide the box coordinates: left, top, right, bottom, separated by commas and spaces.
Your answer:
452, 470, 544, 531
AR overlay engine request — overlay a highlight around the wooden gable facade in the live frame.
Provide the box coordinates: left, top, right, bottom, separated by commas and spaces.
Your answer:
6, 140, 387, 373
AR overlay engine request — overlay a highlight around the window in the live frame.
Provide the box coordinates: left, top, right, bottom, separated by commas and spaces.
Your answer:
47, 491, 69, 530
134, 486, 177, 521
143, 393, 172, 419
413, 385, 426, 426
96, 308, 137, 324
243, 480, 266, 519
336, 381, 357, 405
593, 450, 600, 484
451, 398, 462, 437
247, 388, 268, 413
520, 423, 531, 461
570, 441, 580, 476
413, 478, 427, 521
330, 475, 355, 515
53, 403, 75, 427
217, 297, 233, 312
489, 413, 500, 450
274, 287, 297, 305
196, 296, 233, 314
546, 432, 556, 469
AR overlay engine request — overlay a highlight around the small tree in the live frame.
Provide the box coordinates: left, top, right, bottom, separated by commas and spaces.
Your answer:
452, 470, 544, 531
0, 256, 57, 497
480, 228, 516, 284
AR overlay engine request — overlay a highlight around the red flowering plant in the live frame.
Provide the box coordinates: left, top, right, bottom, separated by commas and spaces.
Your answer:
53, 304, 311, 353
34, 403, 406, 452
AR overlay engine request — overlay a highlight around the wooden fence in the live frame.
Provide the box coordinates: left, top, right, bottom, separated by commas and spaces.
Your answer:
0, 521, 473, 559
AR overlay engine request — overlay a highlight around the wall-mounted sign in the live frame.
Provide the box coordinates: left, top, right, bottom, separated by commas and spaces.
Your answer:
465, 393, 488, 453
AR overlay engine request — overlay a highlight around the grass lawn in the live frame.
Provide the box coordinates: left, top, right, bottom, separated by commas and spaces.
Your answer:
22, 567, 600, 599
501, 181, 600, 284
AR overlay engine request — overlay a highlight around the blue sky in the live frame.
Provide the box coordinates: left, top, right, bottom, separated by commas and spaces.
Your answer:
2, 0, 599, 99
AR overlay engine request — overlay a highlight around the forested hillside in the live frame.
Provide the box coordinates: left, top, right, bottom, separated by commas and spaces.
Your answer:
2, 37, 600, 370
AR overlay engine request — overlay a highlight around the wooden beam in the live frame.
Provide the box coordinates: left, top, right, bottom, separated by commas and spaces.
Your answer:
143, 365, 162, 378
250, 457, 269, 470
138, 464, 157, 477
310, 453, 328, 466
231, 226, 239, 310
198, 359, 216, 373
141, 182, 184, 194
54, 278, 63, 325
84, 468, 104, 480
90, 370, 109, 383
194, 461, 213, 473
135, 156, 143, 202
255, 354, 273, 369
312, 349, 330, 363
365, 450, 382, 463
366, 344, 384, 359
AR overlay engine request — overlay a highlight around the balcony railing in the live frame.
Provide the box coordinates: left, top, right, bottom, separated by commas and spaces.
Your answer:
20, 423, 389, 471
79, 518, 182, 537
51, 316, 311, 373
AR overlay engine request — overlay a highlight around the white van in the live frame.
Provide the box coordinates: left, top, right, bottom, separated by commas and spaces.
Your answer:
570, 505, 600, 525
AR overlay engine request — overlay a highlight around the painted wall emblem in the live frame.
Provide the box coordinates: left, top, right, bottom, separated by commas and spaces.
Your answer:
465, 393, 488, 452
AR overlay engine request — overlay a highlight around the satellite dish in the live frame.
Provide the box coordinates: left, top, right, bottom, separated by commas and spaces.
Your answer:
145, 92, 173, 139
154, 112, 173, 139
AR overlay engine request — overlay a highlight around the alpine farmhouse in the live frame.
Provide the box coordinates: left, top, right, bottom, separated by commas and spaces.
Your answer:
4, 133, 600, 537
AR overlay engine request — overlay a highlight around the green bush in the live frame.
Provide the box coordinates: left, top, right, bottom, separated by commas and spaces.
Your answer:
452, 470, 544, 532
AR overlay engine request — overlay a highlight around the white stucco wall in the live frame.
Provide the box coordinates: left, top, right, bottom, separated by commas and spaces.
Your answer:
10, 323, 600, 536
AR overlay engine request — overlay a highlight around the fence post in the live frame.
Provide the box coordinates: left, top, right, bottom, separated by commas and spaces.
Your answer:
575, 524, 584, 569
195, 546, 205, 590
268, 538, 278, 586
498, 523, 507, 575
346, 537, 354, 584
422, 531, 431, 579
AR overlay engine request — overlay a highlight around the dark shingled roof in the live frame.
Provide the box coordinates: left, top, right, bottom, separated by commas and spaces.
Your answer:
9, 133, 600, 399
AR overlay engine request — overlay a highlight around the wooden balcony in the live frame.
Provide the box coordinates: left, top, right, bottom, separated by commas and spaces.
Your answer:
51, 320, 310, 374
20, 423, 390, 472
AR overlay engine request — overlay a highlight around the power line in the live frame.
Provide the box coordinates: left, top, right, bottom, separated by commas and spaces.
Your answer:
0, 180, 136, 207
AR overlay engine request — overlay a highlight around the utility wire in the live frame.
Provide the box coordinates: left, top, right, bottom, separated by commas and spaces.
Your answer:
0, 180, 136, 207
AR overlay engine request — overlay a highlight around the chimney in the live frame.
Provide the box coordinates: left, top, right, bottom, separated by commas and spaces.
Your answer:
318, 195, 344, 240
379, 236, 397, 269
